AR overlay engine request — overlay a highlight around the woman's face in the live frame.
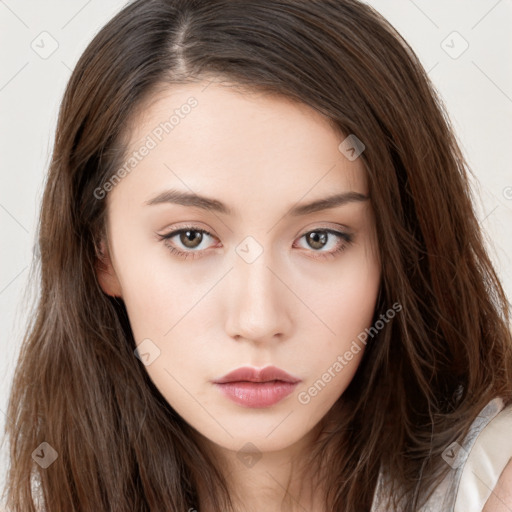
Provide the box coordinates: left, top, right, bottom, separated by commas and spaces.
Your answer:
97, 80, 381, 455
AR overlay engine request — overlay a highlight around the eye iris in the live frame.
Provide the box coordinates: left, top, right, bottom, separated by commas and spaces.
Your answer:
307, 231, 327, 250
180, 230, 203, 249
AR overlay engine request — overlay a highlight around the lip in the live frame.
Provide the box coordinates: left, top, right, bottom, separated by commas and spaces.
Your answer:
212, 366, 302, 408
213, 365, 301, 384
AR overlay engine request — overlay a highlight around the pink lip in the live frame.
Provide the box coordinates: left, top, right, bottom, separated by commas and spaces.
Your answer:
212, 365, 301, 408
213, 365, 301, 384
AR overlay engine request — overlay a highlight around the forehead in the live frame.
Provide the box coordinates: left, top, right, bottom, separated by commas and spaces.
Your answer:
110, 81, 368, 209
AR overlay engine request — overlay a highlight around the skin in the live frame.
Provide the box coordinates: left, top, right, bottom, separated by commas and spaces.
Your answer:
96, 79, 382, 511
482, 458, 512, 511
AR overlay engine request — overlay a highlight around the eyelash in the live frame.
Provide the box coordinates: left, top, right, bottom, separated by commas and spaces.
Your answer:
157, 224, 353, 261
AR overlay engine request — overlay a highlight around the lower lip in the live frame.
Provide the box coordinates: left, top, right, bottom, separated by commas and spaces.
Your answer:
214, 381, 299, 408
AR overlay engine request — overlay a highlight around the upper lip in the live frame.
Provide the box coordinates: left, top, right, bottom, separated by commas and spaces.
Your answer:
213, 365, 301, 384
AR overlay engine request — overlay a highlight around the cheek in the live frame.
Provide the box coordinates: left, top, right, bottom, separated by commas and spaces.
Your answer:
114, 241, 201, 338
117, 252, 221, 370
305, 247, 381, 346
122, 273, 215, 373
120, 269, 218, 419
121, 275, 177, 342
293, 249, 380, 409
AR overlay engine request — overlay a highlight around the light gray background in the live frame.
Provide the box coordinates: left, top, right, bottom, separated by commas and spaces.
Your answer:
1, 0, 511, 500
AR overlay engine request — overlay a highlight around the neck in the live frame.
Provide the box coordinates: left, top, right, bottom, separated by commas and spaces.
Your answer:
195, 419, 329, 512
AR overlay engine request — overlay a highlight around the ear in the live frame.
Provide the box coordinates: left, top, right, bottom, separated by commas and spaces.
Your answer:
95, 238, 123, 298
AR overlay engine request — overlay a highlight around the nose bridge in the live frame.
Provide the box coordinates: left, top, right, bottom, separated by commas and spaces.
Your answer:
225, 240, 291, 342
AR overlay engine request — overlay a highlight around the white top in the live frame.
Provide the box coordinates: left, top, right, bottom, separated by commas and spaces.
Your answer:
370, 397, 512, 511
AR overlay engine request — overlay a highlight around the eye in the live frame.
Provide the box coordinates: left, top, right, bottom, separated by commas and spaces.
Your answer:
294, 229, 353, 260
157, 225, 353, 260
158, 226, 218, 260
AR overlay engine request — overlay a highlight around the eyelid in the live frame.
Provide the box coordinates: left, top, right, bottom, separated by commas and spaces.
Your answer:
296, 221, 353, 237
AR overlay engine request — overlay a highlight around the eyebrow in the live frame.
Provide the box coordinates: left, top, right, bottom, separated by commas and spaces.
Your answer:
145, 189, 369, 216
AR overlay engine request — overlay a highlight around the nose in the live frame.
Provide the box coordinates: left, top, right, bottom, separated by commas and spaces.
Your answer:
224, 249, 293, 344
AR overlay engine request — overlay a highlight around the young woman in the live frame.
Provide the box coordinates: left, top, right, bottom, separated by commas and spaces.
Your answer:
3, 0, 512, 510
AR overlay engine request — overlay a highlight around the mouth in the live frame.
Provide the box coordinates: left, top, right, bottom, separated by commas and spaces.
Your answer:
212, 366, 302, 408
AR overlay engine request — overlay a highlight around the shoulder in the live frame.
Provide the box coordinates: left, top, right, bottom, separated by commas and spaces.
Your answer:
455, 399, 512, 512
482, 457, 512, 511
370, 398, 512, 512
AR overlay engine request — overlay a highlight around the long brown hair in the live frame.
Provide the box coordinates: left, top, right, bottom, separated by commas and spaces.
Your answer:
3, 0, 512, 510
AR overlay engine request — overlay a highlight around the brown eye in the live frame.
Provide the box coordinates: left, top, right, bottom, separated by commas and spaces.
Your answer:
294, 228, 353, 260
158, 226, 218, 260
304, 231, 329, 250
179, 230, 204, 249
